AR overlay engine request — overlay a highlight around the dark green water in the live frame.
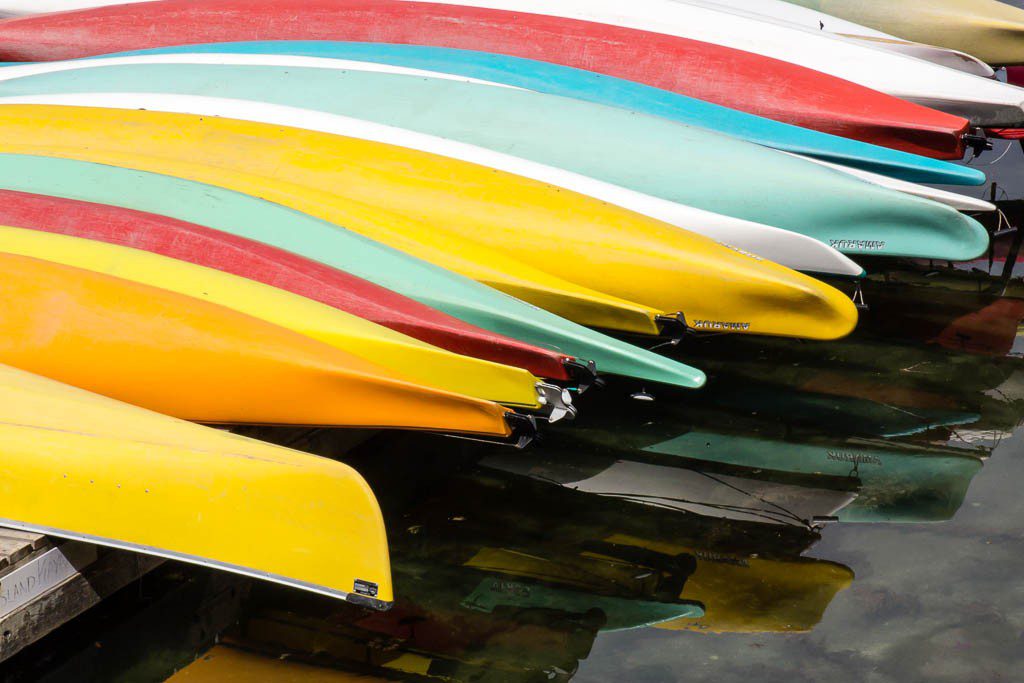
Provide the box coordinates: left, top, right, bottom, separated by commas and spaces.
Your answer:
4, 251, 1024, 682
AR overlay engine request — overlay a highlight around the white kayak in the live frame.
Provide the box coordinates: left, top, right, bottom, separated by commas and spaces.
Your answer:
691, 0, 995, 78
0, 90, 864, 276
398, 0, 1024, 126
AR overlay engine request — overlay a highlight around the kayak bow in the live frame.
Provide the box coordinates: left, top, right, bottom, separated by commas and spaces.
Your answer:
0, 363, 393, 607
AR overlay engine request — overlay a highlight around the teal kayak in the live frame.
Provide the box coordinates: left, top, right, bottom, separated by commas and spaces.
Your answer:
0, 153, 705, 388
104, 41, 986, 187
0, 59, 988, 262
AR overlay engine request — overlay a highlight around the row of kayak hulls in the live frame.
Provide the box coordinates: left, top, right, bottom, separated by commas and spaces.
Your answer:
0, 56, 992, 266
0, 0, 1010, 614
0, 0, 1003, 159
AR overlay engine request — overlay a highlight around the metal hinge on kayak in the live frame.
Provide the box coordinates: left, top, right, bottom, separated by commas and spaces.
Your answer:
965, 131, 994, 157
562, 357, 600, 393
535, 382, 577, 423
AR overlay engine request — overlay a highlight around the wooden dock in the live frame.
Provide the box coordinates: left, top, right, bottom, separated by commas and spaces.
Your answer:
0, 530, 162, 663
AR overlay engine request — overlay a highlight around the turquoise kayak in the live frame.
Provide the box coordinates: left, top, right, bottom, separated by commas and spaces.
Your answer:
105, 41, 986, 187
0, 60, 989, 262
0, 153, 705, 389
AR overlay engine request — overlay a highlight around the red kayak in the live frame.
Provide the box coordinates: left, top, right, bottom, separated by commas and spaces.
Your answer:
0, 0, 969, 158
0, 189, 583, 383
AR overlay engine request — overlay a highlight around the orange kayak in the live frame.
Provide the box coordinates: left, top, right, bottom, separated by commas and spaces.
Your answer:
0, 251, 520, 438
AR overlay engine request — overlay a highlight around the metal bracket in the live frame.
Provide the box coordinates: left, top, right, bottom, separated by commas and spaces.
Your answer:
964, 132, 994, 157
535, 383, 577, 423
851, 280, 869, 311
562, 358, 600, 393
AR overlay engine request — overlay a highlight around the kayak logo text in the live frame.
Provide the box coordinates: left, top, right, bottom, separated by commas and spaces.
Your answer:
829, 239, 886, 250
692, 320, 751, 331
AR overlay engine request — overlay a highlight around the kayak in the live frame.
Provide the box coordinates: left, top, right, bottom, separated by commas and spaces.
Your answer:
114, 41, 988, 185
0, 63, 882, 274
0, 103, 861, 341
0, 189, 588, 389
0, 225, 572, 418
784, 153, 996, 213
0, 251, 520, 437
0, 69, 859, 276
695, 0, 995, 77
784, 0, 1024, 66
3, 90, 987, 267
0, 0, 974, 159
398, 0, 1024, 127
0, 363, 393, 607
0, 155, 704, 390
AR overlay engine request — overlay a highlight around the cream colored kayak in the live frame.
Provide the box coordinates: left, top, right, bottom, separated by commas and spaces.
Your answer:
0, 363, 393, 607
0, 101, 861, 341
0, 225, 571, 418
403, 0, 1024, 125
784, 0, 1024, 67
695, 0, 995, 77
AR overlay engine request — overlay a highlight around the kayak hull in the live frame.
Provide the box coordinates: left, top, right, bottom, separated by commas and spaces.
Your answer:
785, 0, 1024, 66
0, 363, 393, 606
0, 0, 972, 158
0, 251, 515, 435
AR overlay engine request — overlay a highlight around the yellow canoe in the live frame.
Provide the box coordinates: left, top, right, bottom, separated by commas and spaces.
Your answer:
0, 251, 518, 437
0, 363, 392, 607
789, 0, 1024, 66
0, 104, 858, 341
0, 225, 560, 415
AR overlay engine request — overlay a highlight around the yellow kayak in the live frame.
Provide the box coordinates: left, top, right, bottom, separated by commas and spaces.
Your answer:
0, 104, 858, 341
0, 363, 393, 607
0, 225, 563, 416
788, 0, 1024, 65
0, 251, 519, 437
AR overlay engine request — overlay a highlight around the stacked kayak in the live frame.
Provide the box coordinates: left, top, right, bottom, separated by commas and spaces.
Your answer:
0, 0, 984, 158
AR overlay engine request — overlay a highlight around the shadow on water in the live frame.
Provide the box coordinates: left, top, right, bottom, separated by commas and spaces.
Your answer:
5, 223, 1024, 682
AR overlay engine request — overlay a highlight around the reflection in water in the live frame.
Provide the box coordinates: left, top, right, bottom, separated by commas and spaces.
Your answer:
5, 252, 1024, 682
